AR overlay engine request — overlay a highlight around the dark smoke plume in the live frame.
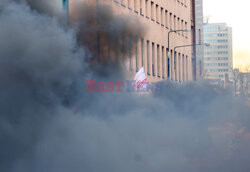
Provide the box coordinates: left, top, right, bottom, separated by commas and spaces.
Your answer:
25, 0, 67, 23
0, 1, 250, 172
71, 0, 146, 65
0, 1, 85, 170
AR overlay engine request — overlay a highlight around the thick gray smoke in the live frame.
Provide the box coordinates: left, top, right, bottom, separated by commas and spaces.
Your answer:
0, 1, 250, 172
11, 0, 67, 23
71, 1, 146, 65
0, 0, 85, 170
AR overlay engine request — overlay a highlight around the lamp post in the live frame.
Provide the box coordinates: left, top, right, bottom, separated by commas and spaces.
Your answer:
167, 29, 191, 80
174, 43, 210, 53
167, 29, 191, 51
173, 43, 210, 82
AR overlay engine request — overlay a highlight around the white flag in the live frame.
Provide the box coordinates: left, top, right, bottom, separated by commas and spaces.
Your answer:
134, 67, 147, 89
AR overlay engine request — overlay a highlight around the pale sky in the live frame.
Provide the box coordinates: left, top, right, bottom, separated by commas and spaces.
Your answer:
203, 0, 250, 71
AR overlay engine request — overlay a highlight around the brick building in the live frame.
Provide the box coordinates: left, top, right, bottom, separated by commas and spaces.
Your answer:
68, 0, 195, 82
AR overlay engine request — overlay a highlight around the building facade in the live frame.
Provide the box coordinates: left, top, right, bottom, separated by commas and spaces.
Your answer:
194, 0, 204, 80
68, 0, 195, 82
203, 23, 233, 82
233, 69, 250, 96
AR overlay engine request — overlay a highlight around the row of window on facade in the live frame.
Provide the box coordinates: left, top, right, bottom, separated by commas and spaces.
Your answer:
127, 37, 189, 82
205, 57, 229, 61
208, 69, 229, 73
204, 63, 229, 67
204, 33, 228, 38
206, 74, 225, 78
205, 45, 228, 49
204, 26, 229, 32
113, 0, 189, 38
204, 51, 229, 55
218, 33, 228, 37
218, 39, 228, 43
205, 39, 228, 43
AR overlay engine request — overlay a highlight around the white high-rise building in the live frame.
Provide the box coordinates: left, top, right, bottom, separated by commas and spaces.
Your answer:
195, 0, 204, 80
203, 23, 233, 82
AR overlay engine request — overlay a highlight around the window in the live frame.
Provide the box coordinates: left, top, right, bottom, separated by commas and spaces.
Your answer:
151, 1, 155, 21
146, 0, 149, 18
170, 13, 173, 30
161, 7, 164, 26
181, 20, 184, 36
156, 4, 159, 23
182, 54, 185, 81
177, 18, 180, 33
185, 22, 187, 37
178, 53, 181, 81
165, 10, 168, 28
152, 42, 155, 76
135, 37, 138, 71
115, 46, 119, 64
186, 56, 188, 80
174, 51, 177, 80
162, 46, 165, 78
129, 36, 133, 71
167, 49, 170, 78
170, 50, 173, 80
157, 44, 160, 77
147, 40, 150, 75
174, 15, 176, 30
141, 38, 144, 67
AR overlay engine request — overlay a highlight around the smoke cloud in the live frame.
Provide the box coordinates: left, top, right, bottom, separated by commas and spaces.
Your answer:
0, 1, 250, 172
70, 0, 146, 65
